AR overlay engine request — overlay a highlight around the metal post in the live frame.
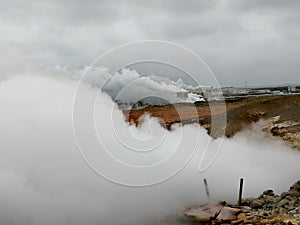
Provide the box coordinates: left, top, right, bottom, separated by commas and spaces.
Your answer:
203, 178, 210, 202
238, 178, 244, 206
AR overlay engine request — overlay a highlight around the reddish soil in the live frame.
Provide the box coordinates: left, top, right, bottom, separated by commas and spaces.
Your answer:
123, 94, 300, 140
124, 102, 241, 127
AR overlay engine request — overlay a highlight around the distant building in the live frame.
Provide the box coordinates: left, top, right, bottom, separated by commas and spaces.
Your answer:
176, 91, 188, 99
221, 87, 249, 96
288, 85, 296, 92
273, 90, 282, 95
202, 87, 223, 101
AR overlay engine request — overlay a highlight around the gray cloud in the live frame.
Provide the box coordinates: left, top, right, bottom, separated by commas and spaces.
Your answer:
230, 0, 300, 12
1, 0, 300, 86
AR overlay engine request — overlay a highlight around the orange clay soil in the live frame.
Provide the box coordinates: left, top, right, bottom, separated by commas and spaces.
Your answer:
123, 102, 241, 125
122, 94, 300, 139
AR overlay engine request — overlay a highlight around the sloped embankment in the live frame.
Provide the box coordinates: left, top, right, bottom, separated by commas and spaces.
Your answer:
123, 94, 300, 150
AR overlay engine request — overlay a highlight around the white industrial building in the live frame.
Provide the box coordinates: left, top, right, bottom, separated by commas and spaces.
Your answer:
288, 85, 296, 92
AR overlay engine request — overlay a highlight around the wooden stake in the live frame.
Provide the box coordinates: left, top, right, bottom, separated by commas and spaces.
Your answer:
238, 178, 244, 206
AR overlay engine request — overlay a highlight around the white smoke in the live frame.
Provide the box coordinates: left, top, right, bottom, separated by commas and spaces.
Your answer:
0, 53, 299, 225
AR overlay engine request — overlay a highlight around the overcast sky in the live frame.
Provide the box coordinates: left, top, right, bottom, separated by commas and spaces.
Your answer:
1, 0, 300, 86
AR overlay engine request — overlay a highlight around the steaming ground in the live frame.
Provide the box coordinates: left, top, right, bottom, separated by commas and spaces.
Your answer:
0, 71, 300, 225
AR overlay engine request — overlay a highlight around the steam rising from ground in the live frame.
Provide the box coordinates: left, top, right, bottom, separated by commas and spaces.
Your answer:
69, 65, 204, 106
0, 55, 300, 225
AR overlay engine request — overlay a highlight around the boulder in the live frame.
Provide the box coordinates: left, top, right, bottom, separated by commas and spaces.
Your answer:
290, 180, 300, 191
216, 207, 238, 221
184, 204, 223, 221
241, 206, 251, 213
264, 195, 279, 204
278, 199, 290, 207
285, 196, 294, 201
237, 213, 247, 219
287, 189, 300, 197
250, 199, 265, 208
262, 189, 275, 196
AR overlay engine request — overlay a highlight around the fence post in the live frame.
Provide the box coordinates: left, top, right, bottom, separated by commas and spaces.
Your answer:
238, 178, 244, 206
203, 178, 210, 202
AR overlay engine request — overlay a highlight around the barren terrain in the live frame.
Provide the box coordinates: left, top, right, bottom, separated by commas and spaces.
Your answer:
123, 94, 300, 150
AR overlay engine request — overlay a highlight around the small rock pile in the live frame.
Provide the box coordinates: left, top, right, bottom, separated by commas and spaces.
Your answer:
264, 116, 300, 150
184, 180, 300, 225
239, 180, 300, 224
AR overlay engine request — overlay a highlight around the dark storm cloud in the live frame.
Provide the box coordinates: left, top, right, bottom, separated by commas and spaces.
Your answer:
1, 0, 300, 86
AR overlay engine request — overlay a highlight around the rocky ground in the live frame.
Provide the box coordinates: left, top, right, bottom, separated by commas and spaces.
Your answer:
156, 181, 300, 225
264, 117, 300, 150
123, 94, 300, 150
234, 180, 300, 224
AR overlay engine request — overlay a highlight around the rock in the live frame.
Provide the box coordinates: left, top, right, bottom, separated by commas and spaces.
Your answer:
286, 196, 294, 201
244, 216, 259, 224
250, 199, 265, 208
184, 204, 223, 221
288, 205, 297, 211
263, 189, 275, 196
287, 189, 300, 197
231, 218, 244, 224
264, 195, 279, 204
257, 209, 266, 216
281, 192, 289, 198
278, 199, 290, 207
237, 213, 247, 219
271, 208, 279, 215
272, 208, 280, 215
290, 180, 300, 191
289, 207, 300, 215
279, 207, 288, 214
216, 207, 237, 221
274, 196, 281, 202
241, 206, 252, 213
243, 198, 254, 206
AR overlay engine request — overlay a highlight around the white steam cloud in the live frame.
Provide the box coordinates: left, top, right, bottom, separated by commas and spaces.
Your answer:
68, 65, 204, 106
0, 52, 299, 225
